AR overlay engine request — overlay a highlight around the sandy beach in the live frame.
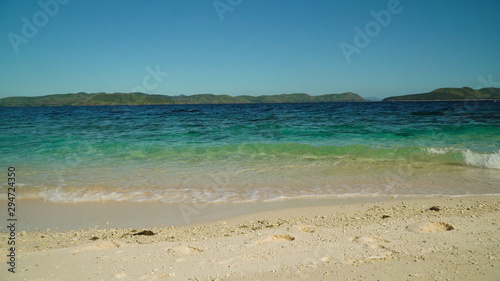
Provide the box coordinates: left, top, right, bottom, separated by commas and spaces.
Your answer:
1, 195, 499, 280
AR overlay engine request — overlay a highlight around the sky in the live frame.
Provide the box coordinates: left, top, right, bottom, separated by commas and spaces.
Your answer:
0, 0, 499, 99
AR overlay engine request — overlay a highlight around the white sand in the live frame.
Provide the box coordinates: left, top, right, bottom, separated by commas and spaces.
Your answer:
1, 195, 499, 280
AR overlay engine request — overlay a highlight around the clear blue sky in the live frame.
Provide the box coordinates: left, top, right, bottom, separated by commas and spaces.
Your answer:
1, 0, 499, 99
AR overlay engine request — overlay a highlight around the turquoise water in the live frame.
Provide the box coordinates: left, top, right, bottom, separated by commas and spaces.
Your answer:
1, 101, 499, 202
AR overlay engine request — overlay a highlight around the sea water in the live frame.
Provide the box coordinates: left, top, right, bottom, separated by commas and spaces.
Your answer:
1, 101, 499, 202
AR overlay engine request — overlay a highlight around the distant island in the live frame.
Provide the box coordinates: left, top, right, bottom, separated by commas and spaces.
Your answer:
1, 87, 499, 107
0, 92, 367, 107
383, 87, 500, 102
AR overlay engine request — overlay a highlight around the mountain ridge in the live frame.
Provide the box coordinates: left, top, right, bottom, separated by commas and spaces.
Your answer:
1, 87, 499, 107
382, 87, 500, 102
0, 92, 367, 107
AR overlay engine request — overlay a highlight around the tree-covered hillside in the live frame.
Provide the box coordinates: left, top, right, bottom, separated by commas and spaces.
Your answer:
0, 92, 367, 107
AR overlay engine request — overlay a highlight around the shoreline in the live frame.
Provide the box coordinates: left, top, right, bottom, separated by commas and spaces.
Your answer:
0, 194, 499, 232
1, 196, 395, 232
1, 195, 499, 280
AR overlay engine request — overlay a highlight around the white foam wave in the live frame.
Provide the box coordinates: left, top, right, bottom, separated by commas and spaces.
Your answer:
427, 147, 452, 155
427, 147, 500, 169
463, 149, 500, 169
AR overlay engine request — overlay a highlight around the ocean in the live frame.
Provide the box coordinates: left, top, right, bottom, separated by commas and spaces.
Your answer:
1, 101, 499, 203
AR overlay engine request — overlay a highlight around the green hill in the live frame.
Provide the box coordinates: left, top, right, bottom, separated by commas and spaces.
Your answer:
383, 87, 500, 102
0, 92, 367, 107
